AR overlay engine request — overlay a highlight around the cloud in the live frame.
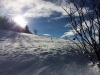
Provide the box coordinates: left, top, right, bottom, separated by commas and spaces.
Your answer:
51, 15, 67, 20
61, 19, 99, 40
0, 0, 66, 18
64, 23, 71, 27
1, 0, 92, 19
43, 34, 51, 37
60, 30, 75, 38
74, 7, 94, 17
43, 0, 63, 6
61, 20, 91, 38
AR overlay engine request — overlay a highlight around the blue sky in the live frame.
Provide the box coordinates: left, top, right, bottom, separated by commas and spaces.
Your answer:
27, 16, 70, 37
0, 0, 71, 38
0, 0, 97, 39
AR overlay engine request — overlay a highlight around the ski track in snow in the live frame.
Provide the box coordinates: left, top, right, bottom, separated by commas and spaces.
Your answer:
0, 29, 100, 75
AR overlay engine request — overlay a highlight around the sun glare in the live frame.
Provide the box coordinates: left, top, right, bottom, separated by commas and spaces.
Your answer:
13, 15, 27, 28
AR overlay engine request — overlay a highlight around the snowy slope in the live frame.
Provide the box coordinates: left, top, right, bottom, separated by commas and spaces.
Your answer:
0, 29, 100, 75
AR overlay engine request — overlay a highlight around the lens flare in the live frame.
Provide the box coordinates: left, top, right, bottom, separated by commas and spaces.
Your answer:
13, 15, 27, 28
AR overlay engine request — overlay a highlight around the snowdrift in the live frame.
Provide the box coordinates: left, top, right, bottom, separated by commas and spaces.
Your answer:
0, 29, 100, 75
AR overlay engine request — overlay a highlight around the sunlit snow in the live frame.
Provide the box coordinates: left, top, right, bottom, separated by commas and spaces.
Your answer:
0, 29, 100, 75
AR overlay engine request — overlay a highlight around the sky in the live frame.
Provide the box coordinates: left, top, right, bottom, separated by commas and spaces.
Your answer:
0, 0, 98, 39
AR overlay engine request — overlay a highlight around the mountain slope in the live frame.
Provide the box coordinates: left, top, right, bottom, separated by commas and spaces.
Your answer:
0, 29, 100, 75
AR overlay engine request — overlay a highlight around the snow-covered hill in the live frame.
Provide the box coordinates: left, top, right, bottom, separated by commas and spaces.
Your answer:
0, 29, 100, 75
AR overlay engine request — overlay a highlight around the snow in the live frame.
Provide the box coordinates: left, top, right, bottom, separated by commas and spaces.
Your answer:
0, 29, 100, 75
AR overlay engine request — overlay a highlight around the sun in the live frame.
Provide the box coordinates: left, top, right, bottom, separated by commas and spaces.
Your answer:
13, 15, 27, 28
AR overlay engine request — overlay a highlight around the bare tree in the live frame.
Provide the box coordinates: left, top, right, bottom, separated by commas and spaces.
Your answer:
33, 28, 38, 35
62, 0, 100, 64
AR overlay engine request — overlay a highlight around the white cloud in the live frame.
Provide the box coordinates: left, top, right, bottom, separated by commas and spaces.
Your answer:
51, 15, 67, 20
43, 34, 51, 37
64, 23, 71, 27
61, 20, 91, 38
74, 7, 89, 16
60, 30, 75, 38
0, 0, 93, 18
61, 19, 99, 41
0, 0, 66, 18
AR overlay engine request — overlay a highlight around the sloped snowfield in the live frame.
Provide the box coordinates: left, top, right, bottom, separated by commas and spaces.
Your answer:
0, 29, 100, 75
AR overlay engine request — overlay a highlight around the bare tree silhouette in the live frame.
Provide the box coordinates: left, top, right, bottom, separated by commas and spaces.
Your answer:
62, 0, 100, 64
33, 28, 38, 35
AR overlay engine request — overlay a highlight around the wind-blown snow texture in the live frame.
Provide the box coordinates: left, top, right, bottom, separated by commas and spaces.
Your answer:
0, 29, 100, 75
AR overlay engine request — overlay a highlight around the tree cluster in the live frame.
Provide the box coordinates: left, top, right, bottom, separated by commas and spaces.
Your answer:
0, 16, 32, 34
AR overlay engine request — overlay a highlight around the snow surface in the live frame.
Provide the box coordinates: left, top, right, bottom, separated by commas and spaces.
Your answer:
0, 29, 100, 75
